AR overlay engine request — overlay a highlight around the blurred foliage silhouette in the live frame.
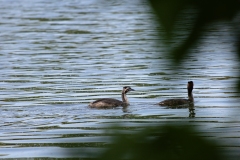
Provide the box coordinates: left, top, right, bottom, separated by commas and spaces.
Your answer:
69, 1, 240, 159
97, 125, 225, 160
94, 1, 239, 160
148, 0, 240, 91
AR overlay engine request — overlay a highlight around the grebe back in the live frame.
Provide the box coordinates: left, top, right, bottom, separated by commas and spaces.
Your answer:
159, 81, 194, 106
89, 86, 135, 108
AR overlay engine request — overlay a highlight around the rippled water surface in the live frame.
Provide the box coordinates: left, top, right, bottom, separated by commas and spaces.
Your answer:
0, 0, 240, 159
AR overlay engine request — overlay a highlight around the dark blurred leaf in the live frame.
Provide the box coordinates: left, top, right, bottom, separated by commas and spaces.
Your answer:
149, 0, 240, 60
97, 126, 225, 160
148, 0, 240, 91
148, 0, 190, 36
98, 125, 225, 160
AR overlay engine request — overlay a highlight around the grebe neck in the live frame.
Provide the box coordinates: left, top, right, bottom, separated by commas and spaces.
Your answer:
188, 89, 194, 102
122, 91, 129, 104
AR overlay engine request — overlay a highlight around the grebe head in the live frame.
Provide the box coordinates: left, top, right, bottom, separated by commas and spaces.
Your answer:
123, 86, 135, 94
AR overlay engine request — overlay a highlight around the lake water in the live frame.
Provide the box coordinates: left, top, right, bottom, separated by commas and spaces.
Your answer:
0, 0, 240, 159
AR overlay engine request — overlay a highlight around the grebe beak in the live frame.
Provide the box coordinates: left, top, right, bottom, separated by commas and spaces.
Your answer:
129, 88, 135, 91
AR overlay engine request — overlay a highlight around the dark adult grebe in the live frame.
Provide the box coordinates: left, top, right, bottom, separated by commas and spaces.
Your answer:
89, 86, 135, 108
159, 81, 194, 106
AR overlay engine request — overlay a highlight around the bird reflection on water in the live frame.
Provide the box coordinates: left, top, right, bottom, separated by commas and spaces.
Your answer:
158, 81, 195, 117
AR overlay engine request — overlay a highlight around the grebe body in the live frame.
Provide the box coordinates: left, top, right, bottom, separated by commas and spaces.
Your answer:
159, 81, 194, 106
89, 86, 135, 108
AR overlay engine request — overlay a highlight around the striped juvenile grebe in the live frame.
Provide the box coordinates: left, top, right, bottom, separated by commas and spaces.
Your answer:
159, 81, 194, 106
89, 86, 135, 108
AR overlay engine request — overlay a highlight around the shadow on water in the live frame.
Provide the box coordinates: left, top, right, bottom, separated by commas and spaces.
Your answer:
161, 103, 196, 118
